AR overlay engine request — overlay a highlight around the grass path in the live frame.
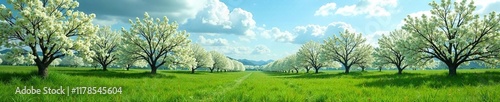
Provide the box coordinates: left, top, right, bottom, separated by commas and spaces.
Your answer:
212, 72, 253, 99
232, 72, 253, 88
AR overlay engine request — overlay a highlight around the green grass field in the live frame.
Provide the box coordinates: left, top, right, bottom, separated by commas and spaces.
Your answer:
0, 65, 499, 101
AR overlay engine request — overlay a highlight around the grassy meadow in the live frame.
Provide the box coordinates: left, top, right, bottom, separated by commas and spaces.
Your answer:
0, 65, 499, 101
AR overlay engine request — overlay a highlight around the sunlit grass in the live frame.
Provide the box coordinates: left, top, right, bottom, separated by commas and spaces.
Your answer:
0, 65, 499, 101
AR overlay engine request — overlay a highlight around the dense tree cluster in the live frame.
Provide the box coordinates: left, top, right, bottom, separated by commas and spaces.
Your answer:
0, 0, 498, 78
263, 41, 342, 73
264, 0, 499, 76
207, 51, 245, 73
0, 0, 246, 78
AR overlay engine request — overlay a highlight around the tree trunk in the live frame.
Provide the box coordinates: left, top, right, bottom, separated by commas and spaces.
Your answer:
191, 68, 196, 74
151, 66, 158, 74
314, 67, 320, 73
397, 69, 403, 74
379, 67, 382, 72
294, 69, 299, 73
361, 67, 365, 72
345, 66, 350, 73
103, 66, 108, 71
449, 67, 457, 76
126, 67, 130, 71
37, 65, 49, 78
210, 68, 214, 73
447, 64, 458, 76
396, 66, 403, 74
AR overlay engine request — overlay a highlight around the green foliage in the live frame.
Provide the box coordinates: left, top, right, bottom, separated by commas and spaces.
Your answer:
322, 30, 374, 73
401, 0, 500, 76
0, 0, 99, 77
121, 12, 191, 73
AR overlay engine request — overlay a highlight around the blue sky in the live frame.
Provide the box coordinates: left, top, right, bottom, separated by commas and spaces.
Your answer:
2, 0, 499, 61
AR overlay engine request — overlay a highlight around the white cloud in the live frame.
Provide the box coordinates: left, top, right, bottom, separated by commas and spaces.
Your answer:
261, 27, 295, 43
293, 22, 355, 44
314, 3, 337, 16
324, 22, 356, 34
200, 0, 231, 28
209, 46, 252, 55
79, 0, 258, 38
252, 45, 271, 55
92, 16, 120, 26
335, 5, 359, 16
257, 22, 355, 44
295, 24, 325, 36
182, 0, 257, 38
335, 0, 397, 17
198, 36, 229, 46
77, 0, 208, 24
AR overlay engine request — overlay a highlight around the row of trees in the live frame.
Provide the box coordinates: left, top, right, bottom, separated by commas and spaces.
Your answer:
0, 0, 245, 78
265, 0, 500, 76
264, 30, 375, 74
182, 44, 245, 73
0, 51, 149, 69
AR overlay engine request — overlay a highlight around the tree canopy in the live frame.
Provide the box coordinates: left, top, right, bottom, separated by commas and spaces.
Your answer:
322, 30, 373, 73
121, 12, 190, 74
401, 0, 500, 76
0, 0, 98, 78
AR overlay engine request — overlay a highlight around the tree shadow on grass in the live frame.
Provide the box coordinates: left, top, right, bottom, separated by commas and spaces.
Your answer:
357, 71, 500, 88
262, 71, 303, 77
356, 72, 424, 79
54, 69, 176, 79
0, 69, 177, 83
263, 71, 368, 79
0, 71, 38, 84
163, 71, 207, 75
285, 72, 365, 79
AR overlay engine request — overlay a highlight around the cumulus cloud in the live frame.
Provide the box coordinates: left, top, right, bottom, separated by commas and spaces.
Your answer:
77, 0, 257, 38
76, 0, 207, 24
335, 0, 397, 17
252, 45, 271, 55
92, 16, 121, 26
293, 22, 355, 44
314, 3, 337, 16
209, 46, 252, 55
257, 22, 355, 44
261, 27, 295, 43
181, 0, 257, 38
198, 36, 229, 46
